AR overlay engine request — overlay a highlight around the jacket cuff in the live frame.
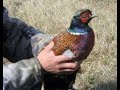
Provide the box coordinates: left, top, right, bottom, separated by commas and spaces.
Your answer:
31, 33, 53, 57
34, 57, 49, 76
33, 57, 42, 71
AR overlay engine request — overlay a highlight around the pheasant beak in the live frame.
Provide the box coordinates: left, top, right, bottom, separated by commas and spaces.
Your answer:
87, 14, 98, 23
90, 15, 98, 19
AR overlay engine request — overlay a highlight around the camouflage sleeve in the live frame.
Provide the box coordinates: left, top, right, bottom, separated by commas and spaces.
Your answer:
31, 33, 53, 57
3, 58, 42, 89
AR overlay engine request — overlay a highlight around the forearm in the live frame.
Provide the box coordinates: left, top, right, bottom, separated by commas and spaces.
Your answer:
3, 58, 43, 89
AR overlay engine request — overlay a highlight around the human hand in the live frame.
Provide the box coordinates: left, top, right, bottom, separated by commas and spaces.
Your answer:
37, 41, 80, 74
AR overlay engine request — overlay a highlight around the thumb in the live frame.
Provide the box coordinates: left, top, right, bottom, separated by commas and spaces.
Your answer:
44, 41, 54, 51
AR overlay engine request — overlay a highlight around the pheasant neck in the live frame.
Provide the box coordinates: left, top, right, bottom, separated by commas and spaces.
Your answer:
67, 27, 89, 35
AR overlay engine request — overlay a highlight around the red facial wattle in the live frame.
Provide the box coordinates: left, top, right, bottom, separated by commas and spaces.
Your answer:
81, 17, 89, 23
80, 12, 92, 23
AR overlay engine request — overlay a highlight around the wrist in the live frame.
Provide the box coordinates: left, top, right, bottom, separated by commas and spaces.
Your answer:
34, 57, 48, 75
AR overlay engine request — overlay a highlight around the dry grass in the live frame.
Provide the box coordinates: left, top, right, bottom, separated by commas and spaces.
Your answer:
3, 0, 117, 90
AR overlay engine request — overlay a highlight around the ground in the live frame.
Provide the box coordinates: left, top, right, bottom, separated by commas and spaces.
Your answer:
3, 0, 117, 90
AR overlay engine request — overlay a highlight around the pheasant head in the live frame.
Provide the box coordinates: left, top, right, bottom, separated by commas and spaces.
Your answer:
73, 9, 97, 24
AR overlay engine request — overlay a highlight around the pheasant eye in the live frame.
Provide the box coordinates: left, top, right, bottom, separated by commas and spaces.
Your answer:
82, 14, 86, 18
83, 12, 90, 17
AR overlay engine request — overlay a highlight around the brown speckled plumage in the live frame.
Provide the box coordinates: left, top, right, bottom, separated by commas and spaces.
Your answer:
52, 31, 80, 55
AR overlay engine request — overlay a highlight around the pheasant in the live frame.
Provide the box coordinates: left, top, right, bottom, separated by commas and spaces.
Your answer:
44, 9, 96, 90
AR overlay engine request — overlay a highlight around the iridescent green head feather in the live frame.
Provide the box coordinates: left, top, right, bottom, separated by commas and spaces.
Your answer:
74, 9, 92, 17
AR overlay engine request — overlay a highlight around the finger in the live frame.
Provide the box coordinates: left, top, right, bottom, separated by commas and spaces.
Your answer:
44, 41, 54, 51
58, 62, 78, 70
57, 55, 72, 63
53, 69, 75, 74
73, 61, 81, 70
60, 69, 75, 72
